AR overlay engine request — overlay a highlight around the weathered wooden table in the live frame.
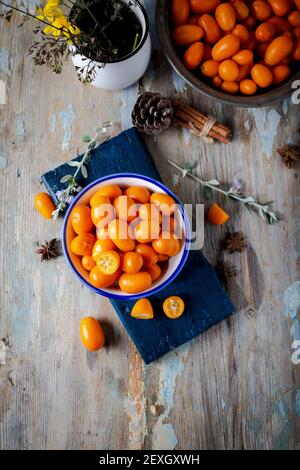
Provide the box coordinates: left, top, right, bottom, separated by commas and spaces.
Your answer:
0, 1, 299, 451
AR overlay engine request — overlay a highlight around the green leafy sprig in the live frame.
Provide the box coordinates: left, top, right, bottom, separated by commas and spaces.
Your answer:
168, 160, 280, 225
52, 121, 112, 220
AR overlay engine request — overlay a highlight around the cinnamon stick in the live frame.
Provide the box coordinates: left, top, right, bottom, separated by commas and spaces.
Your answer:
174, 117, 229, 145
175, 100, 230, 137
173, 100, 232, 144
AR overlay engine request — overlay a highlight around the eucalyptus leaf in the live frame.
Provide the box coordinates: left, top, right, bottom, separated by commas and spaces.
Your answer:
67, 160, 81, 167
207, 179, 220, 186
81, 165, 88, 179
60, 175, 72, 183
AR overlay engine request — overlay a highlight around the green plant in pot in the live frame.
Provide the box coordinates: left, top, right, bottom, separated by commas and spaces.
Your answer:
0, 0, 151, 89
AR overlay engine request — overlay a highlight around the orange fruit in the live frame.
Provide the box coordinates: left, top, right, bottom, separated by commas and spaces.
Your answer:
251, 63, 273, 87
172, 24, 204, 46
190, 0, 220, 15
121, 252, 143, 274
131, 298, 154, 319
135, 244, 159, 267
240, 78, 258, 95
89, 266, 121, 288
113, 195, 138, 222
96, 250, 120, 275
157, 253, 169, 263
70, 204, 93, 234
108, 219, 136, 252
139, 203, 162, 223
70, 233, 96, 256
95, 184, 122, 200
82, 255, 96, 271
272, 64, 291, 83
34, 192, 55, 219
163, 296, 185, 319
221, 81, 239, 94
219, 59, 240, 81
201, 59, 220, 78
150, 192, 176, 215
134, 219, 160, 244
288, 10, 300, 27
91, 200, 115, 228
90, 193, 110, 208
232, 50, 254, 65
125, 186, 150, 204
96, 226, 109, 240
267, 0, 292, 17
251, 1, 272, 21
152, 232, 175, 256
183, 41, 204, 69
80, 317, 105, 351
233, 1, 250, 21
169, 236, 181, 257
255, 22, 276, 42
118, 272, 152, 294
207, 203, 230, 225
232, 24, 250, 42
212, 34, 240, 61
144, 264, 162, 282
92, 238, 116, 261
264, 35, 294, 65
215, 3, 237, 31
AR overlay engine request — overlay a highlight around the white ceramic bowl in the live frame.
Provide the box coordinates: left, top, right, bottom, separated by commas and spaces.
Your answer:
62, 173, 191, 300
71, 0, 151, 90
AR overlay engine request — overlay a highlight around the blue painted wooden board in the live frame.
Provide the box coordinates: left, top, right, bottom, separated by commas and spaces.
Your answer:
41, 128, 235, 364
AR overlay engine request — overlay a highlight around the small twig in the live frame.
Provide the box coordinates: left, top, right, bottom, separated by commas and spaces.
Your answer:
132, 33, 139, 51
52, 121, 112, 219
78, 0, 102, 31
168, 160, 280, 225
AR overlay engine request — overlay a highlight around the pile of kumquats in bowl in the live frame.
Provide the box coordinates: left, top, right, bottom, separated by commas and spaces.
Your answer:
62, 174, 190, 301
170, 0, 300, 96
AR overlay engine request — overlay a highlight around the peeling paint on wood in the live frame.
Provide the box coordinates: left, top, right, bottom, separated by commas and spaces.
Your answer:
50, 113, 57, 134
0, 154, 7, 170
15, 114, 25, 141
59, 104, 74, 153
0, 79, 6, 105
152, 343, 190, 450
0, 48, 9, 77
124, 346, 147, 450
251, 108, 281, 158
296, 391, 300, 417
284, 281, 300, 342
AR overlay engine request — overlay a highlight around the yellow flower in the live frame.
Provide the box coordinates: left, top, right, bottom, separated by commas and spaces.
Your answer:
35, 3, 80, 39
46, 0, 61, 6
63, 22, 81, 38
36, 6, 63, 24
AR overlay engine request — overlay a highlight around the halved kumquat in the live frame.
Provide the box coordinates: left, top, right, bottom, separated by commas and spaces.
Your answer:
163, 296, 185, 319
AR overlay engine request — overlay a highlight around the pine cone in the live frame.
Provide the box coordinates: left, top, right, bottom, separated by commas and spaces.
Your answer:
132, 92, 174, 136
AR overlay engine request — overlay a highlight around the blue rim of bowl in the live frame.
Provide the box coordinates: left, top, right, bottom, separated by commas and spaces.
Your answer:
62, 173, 192, 300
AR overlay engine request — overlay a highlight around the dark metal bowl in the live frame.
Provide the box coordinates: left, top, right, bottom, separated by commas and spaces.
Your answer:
156, 0, 300, 107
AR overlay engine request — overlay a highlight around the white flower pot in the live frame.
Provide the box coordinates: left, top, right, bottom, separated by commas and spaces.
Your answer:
71, 0, 151, 90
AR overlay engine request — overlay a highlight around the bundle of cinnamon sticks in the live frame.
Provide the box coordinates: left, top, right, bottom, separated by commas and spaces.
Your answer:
173, 100, 232, 144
